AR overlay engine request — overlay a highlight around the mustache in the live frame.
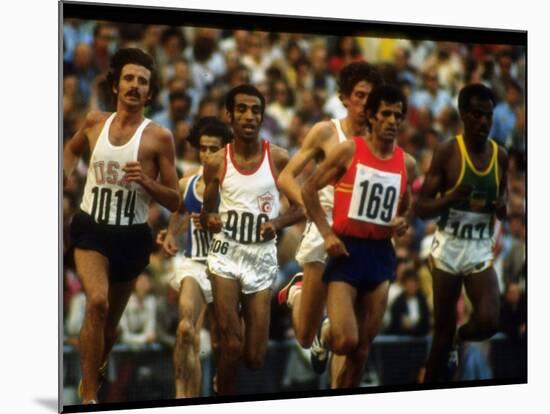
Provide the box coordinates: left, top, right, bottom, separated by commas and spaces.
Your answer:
126, 89, 140, 98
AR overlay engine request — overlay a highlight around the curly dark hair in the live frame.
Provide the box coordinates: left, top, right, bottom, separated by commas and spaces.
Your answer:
187, 117, 233, 149
458, 83, 496, 113
338, 61, 383, 97
364, 84, 408, 128
105, 48, 159, 106
225, 84, 266, 118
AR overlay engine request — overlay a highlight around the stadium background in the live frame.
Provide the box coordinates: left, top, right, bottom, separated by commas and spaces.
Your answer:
61, 9, 526, 406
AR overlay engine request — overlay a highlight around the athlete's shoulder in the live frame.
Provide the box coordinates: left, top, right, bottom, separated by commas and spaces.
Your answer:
314, 119, 339, 138
178, 175, 192, 194
339, 137, 357, 152
330, 138, 356, 163
268, 142, 289, 162
84, 111, 110, 129
145, 120, 173, 141
303, 120, 338, 147
267, 141, 290, 174
437, 137, 458, 157
494, 141, 509, 161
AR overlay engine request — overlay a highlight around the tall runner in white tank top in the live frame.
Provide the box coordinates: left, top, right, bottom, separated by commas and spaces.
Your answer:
275, 61, 382, 385
80, 113, 151, 225
200, 85, 302, 395
63, 48, 179, 404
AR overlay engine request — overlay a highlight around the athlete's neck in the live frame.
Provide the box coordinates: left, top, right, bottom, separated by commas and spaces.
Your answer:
114, 106, 145, 127
341, 116, 367, 138
233, 138, 262, 159
463, 134, 488, 154
366, 135, 395, 159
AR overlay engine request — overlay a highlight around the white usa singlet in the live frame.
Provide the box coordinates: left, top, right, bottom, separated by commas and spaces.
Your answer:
318, 119, 348, 212
218, 140, 280, 244
80, 113, 151, 225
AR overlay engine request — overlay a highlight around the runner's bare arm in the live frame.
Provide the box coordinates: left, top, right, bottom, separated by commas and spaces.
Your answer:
413, 141, 471, 219
123, 126, 179, 211
277, 121, 335, 206
261, 146, 305, 239
392, 152, 417, 237
302, 140, 354, 239
161, 176, 191, 256
200, 149, 224, 233
63, 111, 105, 182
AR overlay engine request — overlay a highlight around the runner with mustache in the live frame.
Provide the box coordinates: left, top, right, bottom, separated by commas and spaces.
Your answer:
63, 48, 179, 404
414, 84, 509, 382
302, 85, 416, 388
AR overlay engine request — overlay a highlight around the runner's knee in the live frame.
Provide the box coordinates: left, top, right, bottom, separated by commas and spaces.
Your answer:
332, 332, 358, 355
221, 333, 242, 360
295, 329, 315, 349
177, 318, 196, 346
87, 294, 109, 319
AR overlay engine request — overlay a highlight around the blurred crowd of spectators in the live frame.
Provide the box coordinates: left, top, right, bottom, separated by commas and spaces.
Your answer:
62, 20, 526, 354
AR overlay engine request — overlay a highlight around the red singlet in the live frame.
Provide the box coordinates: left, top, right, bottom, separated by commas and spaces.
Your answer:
332, 137, 407, 240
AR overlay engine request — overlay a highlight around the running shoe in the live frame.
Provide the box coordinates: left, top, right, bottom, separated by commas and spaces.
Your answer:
277, 272, 304, 307
78, 360, 108, 401
310, 317, 330, 374
445, 345, 460, 381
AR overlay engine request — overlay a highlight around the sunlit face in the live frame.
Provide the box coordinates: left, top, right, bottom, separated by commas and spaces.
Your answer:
198, 135, 224, 165
461, 96, 494, 143
114, 64, 152, 108
369, 100, 405, 142
341, 81, 373, 124
228, 93, 263, 141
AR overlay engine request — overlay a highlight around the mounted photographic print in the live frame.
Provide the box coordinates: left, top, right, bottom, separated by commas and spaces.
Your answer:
60, 1, 527, 412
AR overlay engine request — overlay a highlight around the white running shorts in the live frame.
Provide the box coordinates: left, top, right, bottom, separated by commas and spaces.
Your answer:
168, 256, 213, 303
429, 229, 494, 275
207, 232, 278, 294
295, 218, 332, 266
